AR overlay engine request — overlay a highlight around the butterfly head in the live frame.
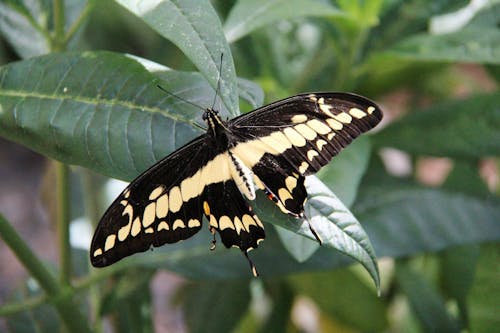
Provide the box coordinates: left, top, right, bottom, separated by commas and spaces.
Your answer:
203, 108, 227, 137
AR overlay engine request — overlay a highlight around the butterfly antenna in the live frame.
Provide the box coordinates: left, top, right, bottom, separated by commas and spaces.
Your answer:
156, 84, 206, 111
304, 214, 323, 245
211, 53, 223, 110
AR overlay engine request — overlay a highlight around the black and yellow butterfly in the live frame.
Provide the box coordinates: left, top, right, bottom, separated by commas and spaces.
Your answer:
90, 92, 382, 276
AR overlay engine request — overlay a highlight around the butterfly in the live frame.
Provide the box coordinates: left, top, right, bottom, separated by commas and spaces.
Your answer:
90, 92, 382, 276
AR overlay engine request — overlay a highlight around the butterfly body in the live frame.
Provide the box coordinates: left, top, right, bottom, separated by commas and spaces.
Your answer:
90, 92, 382, 276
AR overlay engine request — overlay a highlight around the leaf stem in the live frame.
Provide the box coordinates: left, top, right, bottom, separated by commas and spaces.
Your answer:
52, 0, 66, 51
55, 162, 72, 286
65, 0, 97, 45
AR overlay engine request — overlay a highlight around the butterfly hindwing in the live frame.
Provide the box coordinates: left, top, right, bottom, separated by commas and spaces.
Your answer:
203, 180, 265, 252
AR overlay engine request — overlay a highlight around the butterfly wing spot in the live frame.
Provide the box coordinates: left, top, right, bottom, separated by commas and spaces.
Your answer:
291, 114, 308, 123
203, 201, 211, 215
188, 218, 201, 228
145, 227, 154, 234
93, 248, 103, 257
173, 219, 185, 230
326, 118, 343, 130
299, 161, 309, 174
158, 221, 169, 231
219, 215, 234, 230
294, 123, 317, 140
131, 217, 141, 237
234, 217, 245, 234
333, 112, 352, 124
316, 139, 328, 151
149, 186, 164, 200
307, 119, 331, 135
283, 127, 307, 147
349, 107, 367, 119
209, 214, 218, 228
242, 214, 257, 228
142, 202, 156, 227
278, 188, 293, 203
319, 102, 336, 118
168, 186, 183, 213
156, 194, 169, 218
307, 150, 319, 161
367, 106, 376, 114
104, 234, 116, 251
285, 176, 297, 192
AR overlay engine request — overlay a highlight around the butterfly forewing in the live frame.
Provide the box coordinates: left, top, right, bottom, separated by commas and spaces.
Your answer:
91, 136, 213, 267
229, 92, 382, 216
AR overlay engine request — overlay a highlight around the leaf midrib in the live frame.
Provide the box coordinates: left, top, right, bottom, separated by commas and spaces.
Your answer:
0, 89, 192, 123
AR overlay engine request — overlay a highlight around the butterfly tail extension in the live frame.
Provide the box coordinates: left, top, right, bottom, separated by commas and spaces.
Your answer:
303, 213, 323, 245
244, 250, 259, 277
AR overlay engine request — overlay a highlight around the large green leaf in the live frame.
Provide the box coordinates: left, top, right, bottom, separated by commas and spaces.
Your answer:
0, 52, 260, 181
383, 27, 500, 64
396, 261, 460, 332
223, 0, 342, 43
373, 93, 500, 158
115, 0, 239, 115
0, 51, 201, 180
354, 185, 500, 258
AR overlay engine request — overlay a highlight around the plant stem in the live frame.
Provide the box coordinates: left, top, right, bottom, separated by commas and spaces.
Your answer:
65, 0, 97, 45
0, 214, 91, 333
56, 162, 72, 286
52, 0, 66, 51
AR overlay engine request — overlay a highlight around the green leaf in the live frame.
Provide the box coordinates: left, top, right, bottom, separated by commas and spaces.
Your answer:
383, 28, 500, 64
132, 55, 264, 109
274, 225, 320, 263
223, 0, 342, 43
177, 280, 251, 333
396, 261, 461, 332
317, 136, 371, 207
290, 269, 388, 332
115, 0, 239, 115
0, 51, 201, 181
373, 93, 500, 158
469, 245, 500, 332
355, 185, 500, 258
